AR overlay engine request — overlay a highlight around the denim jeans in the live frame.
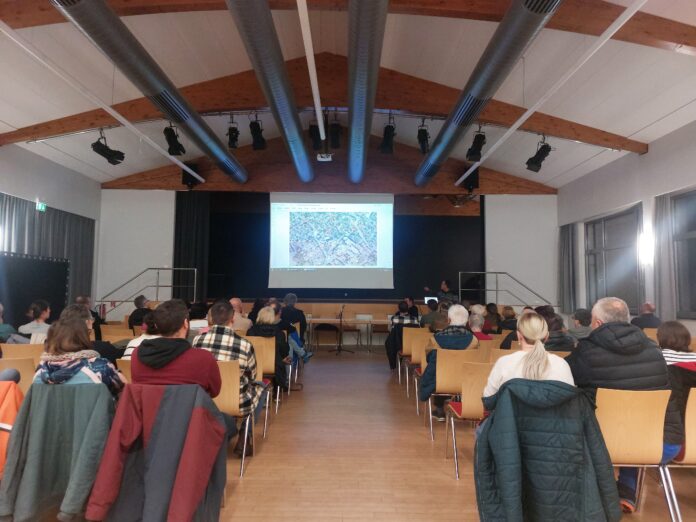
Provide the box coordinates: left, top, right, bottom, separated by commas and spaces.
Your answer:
617, 443, 682, 500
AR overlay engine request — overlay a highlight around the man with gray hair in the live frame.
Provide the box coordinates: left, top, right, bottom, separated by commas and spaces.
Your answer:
229, 298, 252, 333
280, 293, 307, 342
565, 297, 673, 513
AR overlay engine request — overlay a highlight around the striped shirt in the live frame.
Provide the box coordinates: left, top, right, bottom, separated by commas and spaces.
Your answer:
662, 348, 696, 372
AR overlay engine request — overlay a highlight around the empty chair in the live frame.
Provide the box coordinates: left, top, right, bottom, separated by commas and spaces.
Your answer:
400, 328, 432, 397
1, 344, 45, 367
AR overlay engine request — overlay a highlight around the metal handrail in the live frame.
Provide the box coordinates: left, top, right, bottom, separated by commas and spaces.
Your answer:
458, 271, 554, 306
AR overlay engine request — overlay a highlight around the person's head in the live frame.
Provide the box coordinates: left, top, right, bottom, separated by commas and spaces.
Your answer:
271, 302, 282, 318
189, 302, 208, 321
591, 297, 630, 329
438, 301, 451, 313
251, 298, 267, 312
45, 318, 92, 355
398, 301, 409, 315
469, 304, 485, 316
640, 302, 656, 315
268, 297, 278, 306
210, 301, 235, 327
142, 312, 159, 335
657, 321, 692, 352
29, 300, 50, 322
534, 305, 555, 320
485, 303, 499, 316
572, 308, 591, 327
75, 295, 92, 308
546, 314, 565, 332
447, 304, 469, 327
502, 306, 516, 320
440, 280, 451, 292
152, 299, 189, 338
283, 293, 298, 307
469, 313, 484, 332
523, 306, 534, 313
228, 297, 243, 314
134, 295, 149, 309
426, 299, 438, 312
404, 297, 414, 307
256, 306, 277, 325
60, 304, 94, 331
516, 312, 550, 380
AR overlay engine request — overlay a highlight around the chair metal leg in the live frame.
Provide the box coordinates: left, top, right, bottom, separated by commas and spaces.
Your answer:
636, 467, 647, 511
239, 415, 251, 477
397, 356, 402, 384
286, 365, 292, 396
415, 377, 420, 415
444, 409, 450, 459
428, 398, 434, 441
451, 414, 459, 480
263, 389, 271, 439
659, 466, 682, 522
275, 385, 281, 414
251, 411, 256, 457
405, 364, 410, 398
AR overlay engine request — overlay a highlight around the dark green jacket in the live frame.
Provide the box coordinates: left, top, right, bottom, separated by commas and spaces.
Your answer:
474, 379, 621, 522
0, 384, 115, 522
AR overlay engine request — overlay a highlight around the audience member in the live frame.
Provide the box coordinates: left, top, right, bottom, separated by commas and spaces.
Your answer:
419, 305, 476, 421
271, 302, 312, 364
127, 295, 151, 330
424, 280, 458, 303
18, 300, 51, 336
280, 293, 307, 341
499, 306, 517, 331
229, 297, 253, 333
630, 302, 662, 329
75, 296, 104, 341
247, 306, 290, 389
565, 297, 672, 513
404, 297, 419, 319
544, 314, 577, 352
500, 308, 535, 349
391, 301, 419, 327
122, 312, 160, 359
431, 301, 452, 332
60, 304, 123, 364
188, 302, 209, 329
248, 298, 267, 324
469, 314, 492, 341
0, 303, 17, 342
483, 303, 502, 334
568, 308, 592, 340
483, 312, 574, 397
419, 299, 441, 330
469, 304, 485, 316
35, 318, 125, 397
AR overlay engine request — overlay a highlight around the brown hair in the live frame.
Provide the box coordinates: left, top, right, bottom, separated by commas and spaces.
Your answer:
502, 306, 516, 320
153, 299, 189, 337
210, 301, 234, 326
45, 318, 92, 355
657, 321, 692, 353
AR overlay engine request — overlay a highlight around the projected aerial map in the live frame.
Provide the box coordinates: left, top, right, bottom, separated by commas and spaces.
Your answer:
289, 212, 378, 267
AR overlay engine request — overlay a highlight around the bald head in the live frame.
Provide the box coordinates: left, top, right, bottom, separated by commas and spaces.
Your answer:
592, 297, 630, 328
229, 298, 243, 314
640, 302, 656, 315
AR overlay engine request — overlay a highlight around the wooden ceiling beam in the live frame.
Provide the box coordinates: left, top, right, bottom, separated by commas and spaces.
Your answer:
101, 133, 558, 196
0, 53, 647, 154
1, 1, 695, 56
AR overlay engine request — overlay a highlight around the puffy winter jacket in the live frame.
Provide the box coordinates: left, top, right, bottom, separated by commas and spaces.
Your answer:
664, 364, 696, 445
475, 379, 621, 522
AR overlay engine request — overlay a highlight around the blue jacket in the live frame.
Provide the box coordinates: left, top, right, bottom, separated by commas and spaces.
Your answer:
418, 327, 473, 401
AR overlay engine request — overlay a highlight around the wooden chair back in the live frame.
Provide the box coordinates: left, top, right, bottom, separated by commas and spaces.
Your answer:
411, 334, 434, 367
101, 325, 134, 338
459, 362, 494, 420
487, 348, 521, 363
0, 358, 36, 395
123, 315, 130, 327
488, 334, 504, 350
595, 388, 670, 465
214, 360, 242, 417
548, 351, 571, 359
644, 328, 658, 342
435, 349, 488, 395
1, 344, 45, 366
116, 358, 132, 383
233, 329, 248, 337
102, 333, 134, 343
678, 388, 696, 464
246, 336, 276, 377
402, 328, 431, 358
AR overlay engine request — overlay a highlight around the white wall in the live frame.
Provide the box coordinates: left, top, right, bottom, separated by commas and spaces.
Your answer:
0, 145, 100, 220
95, 190, 176, 319
485, 195, 558, 307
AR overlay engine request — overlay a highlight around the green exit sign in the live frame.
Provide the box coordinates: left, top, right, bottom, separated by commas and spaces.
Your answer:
35, 201, 47, 212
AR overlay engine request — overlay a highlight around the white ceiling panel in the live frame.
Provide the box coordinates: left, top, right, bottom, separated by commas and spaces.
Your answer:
613, 0, 696, 26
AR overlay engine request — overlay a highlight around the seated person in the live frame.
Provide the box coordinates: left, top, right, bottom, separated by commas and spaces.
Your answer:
483, 303, 502, 334
230, 297, 253, 333
431, 301, 452, 332
123, 312, 160, 359
404, 297, 419, 319
631, 302, 662, 329
500, 308, 534, 349
424, 280, 459, 303
469, 314, 492, 341
419, 305, 476, 420
483, 312, 574, 397
271, 302, 312, 364
543, 314, 577, 352
35, 318, 125, 397
419, 299, 441, 330
60, 304, 123, 364
565, 297, 673, 513
127, 295, 151, 330
18, 300, 51, 336
187, 302, 210, 340
0, 303, 17, 342
75, 295, 104, 341
246, 306, 290, 389
391, 301, 420, 327
499, 306, 517, 331
568, 308, 592, 340
247, 298, 267, 325
280, 293, 307, 341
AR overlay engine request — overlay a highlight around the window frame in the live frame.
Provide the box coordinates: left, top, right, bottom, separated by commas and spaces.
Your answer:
672, 191, 696, 319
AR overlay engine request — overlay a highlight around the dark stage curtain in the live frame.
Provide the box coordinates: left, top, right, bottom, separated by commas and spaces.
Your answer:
173, 191, 210, 302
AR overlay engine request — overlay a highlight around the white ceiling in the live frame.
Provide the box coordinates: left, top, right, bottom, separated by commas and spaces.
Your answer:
2, 1, 696, 189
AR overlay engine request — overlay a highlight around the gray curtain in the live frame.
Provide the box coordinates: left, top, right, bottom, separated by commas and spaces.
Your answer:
0, 192, 95, 301
655, 194, 677, 320
559, 223, 577, 314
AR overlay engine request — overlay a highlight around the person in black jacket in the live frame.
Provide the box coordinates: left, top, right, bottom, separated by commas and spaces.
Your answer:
565, 297, 672, 514
246, 306, 290, 389
630, 302, 662, 329
280, 293, 308, 341
544, 313, 577, 352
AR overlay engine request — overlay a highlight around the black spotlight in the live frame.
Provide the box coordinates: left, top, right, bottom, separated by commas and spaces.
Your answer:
463, 166, 479, 193
379, 115, 396, 154
526, 139, 552, 173
226, 119, 239, 149
164, 124, 185, 156
181, 163, 201, 191
309, 122, 323, 150
91, 129, 124, 165
329, 121, 342, 149
250, 117, 266, 150
466, 132, 486, 162
417, 120, 430, 154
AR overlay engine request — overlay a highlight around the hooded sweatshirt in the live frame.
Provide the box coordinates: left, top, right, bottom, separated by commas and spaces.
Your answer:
131, 337, 221, 397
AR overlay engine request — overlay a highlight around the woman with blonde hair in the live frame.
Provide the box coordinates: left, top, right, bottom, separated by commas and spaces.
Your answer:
483, 312, 574, 397
246, 306, 291, 389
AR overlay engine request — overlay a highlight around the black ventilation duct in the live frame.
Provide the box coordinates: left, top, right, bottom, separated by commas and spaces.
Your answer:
413, 0, 564, 186
50, 0, 248, 184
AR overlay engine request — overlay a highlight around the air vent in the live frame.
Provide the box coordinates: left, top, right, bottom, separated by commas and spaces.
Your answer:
147, 91, 189, 123
50, 0, 83, 7
450, 96, 488, 128
419, 162, 441, 182
524, 0, 563, 14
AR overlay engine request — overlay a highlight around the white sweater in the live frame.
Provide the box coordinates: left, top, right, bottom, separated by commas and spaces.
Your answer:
483, 349, 575, 397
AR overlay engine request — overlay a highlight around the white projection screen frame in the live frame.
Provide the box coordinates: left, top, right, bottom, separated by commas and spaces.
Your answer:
269, 193, 394, 289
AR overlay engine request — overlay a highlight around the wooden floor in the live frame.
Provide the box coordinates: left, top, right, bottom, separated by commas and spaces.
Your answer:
220, 349, 696, 521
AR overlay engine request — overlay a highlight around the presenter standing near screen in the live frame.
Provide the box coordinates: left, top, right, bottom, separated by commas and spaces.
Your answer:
424, 280, 459, 303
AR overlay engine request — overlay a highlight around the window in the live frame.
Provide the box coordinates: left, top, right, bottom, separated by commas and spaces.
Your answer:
673, 191, 696, 319
585, 206, 642, 313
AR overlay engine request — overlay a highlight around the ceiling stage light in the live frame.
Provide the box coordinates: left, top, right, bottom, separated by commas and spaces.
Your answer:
91, 129, 124, 165
379, 114, 396, 154
417, 119, 430, 154
526, 137, 552, 173
466, 131, 486, 162
250, 116, 266, 150
164, 124, 186, 156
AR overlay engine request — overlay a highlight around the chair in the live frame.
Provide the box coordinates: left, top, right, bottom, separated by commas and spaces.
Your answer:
548, 350, 571, 359
666, 388, 696, 521
102, 333, 134, 344
116, 358, 132, 383
595, 388, 677, 520
0, 358, 37, 395
399, 328, 431, 396
445, 362, 493, 479
411, 336, 435, 415
1, 344, 45, 366
312, 323, 340, 351
644, 328, 658, 342
488, 348, 520, 363
233, 329, 248, 337
101, 325, 134, 338
246, 336, 283, 414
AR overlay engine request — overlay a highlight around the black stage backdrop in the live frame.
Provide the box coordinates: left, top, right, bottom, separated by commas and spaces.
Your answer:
202, 193, 485, 301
